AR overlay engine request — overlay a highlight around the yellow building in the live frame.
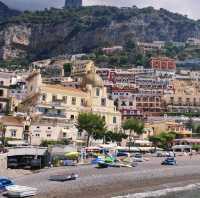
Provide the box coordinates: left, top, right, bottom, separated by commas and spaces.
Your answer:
145, 120, 192, 138
164, 79, 200, 113
72, 60, 95, 77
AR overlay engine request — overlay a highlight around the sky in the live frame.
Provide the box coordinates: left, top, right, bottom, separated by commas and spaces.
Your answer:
1, 0, 200, 20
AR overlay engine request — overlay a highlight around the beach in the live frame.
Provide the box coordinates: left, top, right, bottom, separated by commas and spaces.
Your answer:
2, 155, 200, 198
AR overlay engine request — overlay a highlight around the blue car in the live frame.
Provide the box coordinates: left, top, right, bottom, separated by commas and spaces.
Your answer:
0, 177, 14, 192
161, 157, 177, 165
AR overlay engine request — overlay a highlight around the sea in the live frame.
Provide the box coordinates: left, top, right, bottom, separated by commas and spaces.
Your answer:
113, 183, 200, 198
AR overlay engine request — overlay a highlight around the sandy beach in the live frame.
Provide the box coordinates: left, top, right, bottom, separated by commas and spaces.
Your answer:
2, 155, 200, 198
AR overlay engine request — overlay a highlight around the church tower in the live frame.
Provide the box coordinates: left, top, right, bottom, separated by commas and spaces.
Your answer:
65, 0, 82, 8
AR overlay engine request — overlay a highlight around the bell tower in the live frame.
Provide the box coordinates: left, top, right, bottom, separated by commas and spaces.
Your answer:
65, 0, 82, 8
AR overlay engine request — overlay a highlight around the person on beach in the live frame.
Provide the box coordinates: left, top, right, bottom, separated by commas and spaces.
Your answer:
189, 152, 193, 159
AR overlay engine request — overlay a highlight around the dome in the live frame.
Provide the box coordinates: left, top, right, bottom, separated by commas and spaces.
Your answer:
82, 71, 104, 88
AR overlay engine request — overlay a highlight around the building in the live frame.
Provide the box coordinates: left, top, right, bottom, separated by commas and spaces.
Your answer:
186, 37, 200, 46
96, 67, 154, 85
65, 0, 82, 8
19, 69, 121, 145
0, 72, 17, 114
72, 60, 95, 77
137, 41, 164, 53
145, 120, 192, 138
0, 116, 27, 141
30, 120, 77, 146
111, 85, 142, 119
102, 46, 123, 54
164, 79, 200, 114
135, 90, 164, 117
149, 57, 176, 71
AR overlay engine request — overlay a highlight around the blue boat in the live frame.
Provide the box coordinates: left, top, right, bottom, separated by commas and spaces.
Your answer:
161, 157, 177, 165
0, 177, 15, 192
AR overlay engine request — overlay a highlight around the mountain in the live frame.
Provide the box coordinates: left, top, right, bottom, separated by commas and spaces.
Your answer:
0, 6, 200, 61
0, 1, 20, 22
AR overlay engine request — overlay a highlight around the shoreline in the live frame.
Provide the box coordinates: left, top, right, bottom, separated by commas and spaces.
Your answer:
35, 174, 200, 198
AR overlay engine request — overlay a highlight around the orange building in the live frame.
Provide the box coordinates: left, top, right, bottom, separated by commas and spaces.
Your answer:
149, 57, 176, 70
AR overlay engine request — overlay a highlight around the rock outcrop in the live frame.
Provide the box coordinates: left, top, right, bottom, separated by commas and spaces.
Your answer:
0, 6, 200, 61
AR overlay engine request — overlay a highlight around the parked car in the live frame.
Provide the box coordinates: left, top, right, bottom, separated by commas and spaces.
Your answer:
132, 153, 144, 162
161, 157, 177, 165
0, 177, 14, 192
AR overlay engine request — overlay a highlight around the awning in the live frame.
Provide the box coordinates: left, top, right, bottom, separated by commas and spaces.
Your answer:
7, 140, 28, 146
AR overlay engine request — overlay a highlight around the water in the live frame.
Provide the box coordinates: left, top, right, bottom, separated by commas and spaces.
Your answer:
113, 183, 200, 198
163, 189, 200, 198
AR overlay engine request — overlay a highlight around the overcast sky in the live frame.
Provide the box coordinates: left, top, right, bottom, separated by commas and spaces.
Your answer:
1, 0, 200, 20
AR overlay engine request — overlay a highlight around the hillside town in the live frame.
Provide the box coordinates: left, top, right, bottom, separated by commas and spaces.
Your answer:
1, 1, 200, 197
1, 51, 200, 169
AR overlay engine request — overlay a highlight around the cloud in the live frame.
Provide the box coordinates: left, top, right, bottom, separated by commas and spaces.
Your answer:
1, 0, 200, 19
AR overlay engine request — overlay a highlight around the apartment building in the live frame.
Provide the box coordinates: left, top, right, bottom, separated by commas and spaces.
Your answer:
0, 72, 17, 114
164, 79, 200, 114
149, 57, 176, 71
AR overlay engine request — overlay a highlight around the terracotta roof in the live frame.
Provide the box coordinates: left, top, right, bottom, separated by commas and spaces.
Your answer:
41, 84, 87, 96
0, 116, 24, 127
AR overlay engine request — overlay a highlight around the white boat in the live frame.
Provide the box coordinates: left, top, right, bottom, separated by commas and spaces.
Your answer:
5, 185, 38, 197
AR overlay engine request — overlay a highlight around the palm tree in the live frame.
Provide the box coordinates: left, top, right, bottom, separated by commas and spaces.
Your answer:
122, 118, 144, 151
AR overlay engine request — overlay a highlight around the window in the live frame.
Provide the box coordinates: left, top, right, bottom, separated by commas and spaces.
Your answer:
36, 126, 40, 129
42, 94, 46, 101
63, 133, 66, 138
0, 89, 3, 97
102, 116, 106, 121
0, 81, 4, 86
96, 88, 100, 96
36, 134, 40, 137
72, 97, 76, 105
52, 95, 57, 101
101, 98, 106, 106
81, 99, 85, 106
63, 96, 67, 103
121, 101, 126, 106
25, 125, 29, 131
48, 127, 51, 130
113, 117, 117, 124
70, 115, 75, 120
11, 130, 16, 137
129, 102, 133, 106
47, 134, 51, 137
0, 103, 3, 111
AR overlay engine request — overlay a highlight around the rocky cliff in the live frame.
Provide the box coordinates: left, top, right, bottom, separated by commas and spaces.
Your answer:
0, 6, 200, 61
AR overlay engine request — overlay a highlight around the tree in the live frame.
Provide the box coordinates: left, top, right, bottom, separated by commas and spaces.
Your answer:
63, 63, 72, 77
160, 132, 176, 150
122, 118, 144, 150
149, 135, 162, 151
0, 123, 6, 148
76, 113, 106, 147
149, 132, 176, 150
